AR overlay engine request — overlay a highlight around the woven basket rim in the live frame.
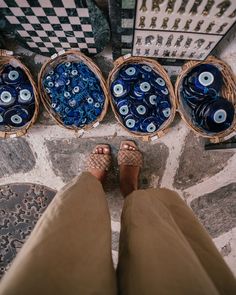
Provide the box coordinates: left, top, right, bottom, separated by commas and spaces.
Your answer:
0, 53, 40, 138
175, 55, 236, 142
38, 49, 109, 132
107, 55, 177, 141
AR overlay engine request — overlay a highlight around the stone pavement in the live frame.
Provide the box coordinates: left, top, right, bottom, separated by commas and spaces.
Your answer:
0, 28, 236, 277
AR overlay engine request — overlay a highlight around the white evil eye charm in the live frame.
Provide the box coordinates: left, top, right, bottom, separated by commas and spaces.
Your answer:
161, 88, 169, 95
87, 97, 94, 104
49, 70, 54, 75
69, 99, 76, 107
162, 108, 171, 118
140, 82, 151, 92
64, 91, 71, 98
137, 105, 147, 115
146, 123, 156, 133
8, 70, 19, 81
113, 84, 124, 97
19, 89, 32, 102
149, 95, 157, 105
156, 77, 165, 87
213, 109, 227, 123
71, 69, 78, 76
198, 71, 214, 86
11, 114, 23, 124
1, 91, 12, 103
119, 105, 129, 116
142, 65, 152, 72
48, 81, 54, 88
125, 118, 136, 129
95, 102, 100, 108
65, 62, 71, 67
73, 86, 80, 93
125, 67, 136, 76
46, 88, 51, 93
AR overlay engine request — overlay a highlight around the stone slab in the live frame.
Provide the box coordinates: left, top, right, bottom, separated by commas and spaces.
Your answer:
174, 132, 234, 190
0, 138, 36, 178
190, 183, 236, 238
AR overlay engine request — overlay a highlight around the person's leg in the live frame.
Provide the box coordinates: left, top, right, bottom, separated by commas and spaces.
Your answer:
117, 141, 236, 295
0, 146, 117, 295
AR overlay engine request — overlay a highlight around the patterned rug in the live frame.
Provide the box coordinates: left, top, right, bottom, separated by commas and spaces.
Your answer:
0, 183, 56, 278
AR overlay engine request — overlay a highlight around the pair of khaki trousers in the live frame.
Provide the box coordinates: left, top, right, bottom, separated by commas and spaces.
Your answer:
0, 172, 235, 295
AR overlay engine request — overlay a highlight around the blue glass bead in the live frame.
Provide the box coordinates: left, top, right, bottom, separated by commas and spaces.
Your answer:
111, 79, 130, 98
4, 105, 30, 127
2, 65, 25, 85
133, 81, 152, 96
123, 114, 140, 131
17, 84, 34, 105
140, 117, 160, 133
119, 65, 139, 81
187, 64, 222, 95
130, 102, 150, 117
194, 98, 234, 133
117, 99, 130, 117
0, 85, 17, 107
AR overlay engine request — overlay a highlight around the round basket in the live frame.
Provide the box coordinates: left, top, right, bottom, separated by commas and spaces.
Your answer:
0, 50, 39, 138
38, 49, 109, 133
107, 55, 177, 141
175, 56, 236, 143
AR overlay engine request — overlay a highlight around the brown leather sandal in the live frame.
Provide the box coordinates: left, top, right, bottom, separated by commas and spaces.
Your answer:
88, 144, 111, 171
118, 141, 143, 168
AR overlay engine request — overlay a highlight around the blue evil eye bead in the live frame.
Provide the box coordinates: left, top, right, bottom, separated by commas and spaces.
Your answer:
18, 84, 34, 104
111, 79, 129, 98
4, 105, 30, 127
2, 66, 24, 85
0, 85, 16, 107
64, 91, 71, 98
187, 64, 222, 94
200, 98, 234, 133
131, 103, 149, 117
119, 65, 139, 81
86, 97, 94, 104
71, 69, 78, 76
140, 117, 159, 133
0, 107, 5, 125
72, 86, 80, 94
117, 99, 129, 116
158, 99, 172, 120
123, 114, 139, 131
140, 65, 152, 72
134, 81, 151, 97
151, 75, 167, 91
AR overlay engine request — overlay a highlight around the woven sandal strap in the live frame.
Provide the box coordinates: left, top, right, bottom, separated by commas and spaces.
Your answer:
118, 150, 143, 167
88, 153, 111, 171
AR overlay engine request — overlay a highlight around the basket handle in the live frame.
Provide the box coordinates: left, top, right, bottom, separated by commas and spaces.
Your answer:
0, 49, 13, 57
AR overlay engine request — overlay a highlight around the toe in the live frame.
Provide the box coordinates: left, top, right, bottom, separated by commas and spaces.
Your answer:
103, 147, 110, 154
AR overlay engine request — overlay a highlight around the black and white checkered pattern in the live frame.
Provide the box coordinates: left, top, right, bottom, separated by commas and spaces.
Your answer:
1, 0, 97, 55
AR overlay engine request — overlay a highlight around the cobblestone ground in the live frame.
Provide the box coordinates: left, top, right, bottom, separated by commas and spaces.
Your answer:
0, 27, 236, 277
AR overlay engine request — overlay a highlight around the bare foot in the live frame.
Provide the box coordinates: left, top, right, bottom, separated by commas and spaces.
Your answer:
119, 141, 142, 197
88, 145, 111, 183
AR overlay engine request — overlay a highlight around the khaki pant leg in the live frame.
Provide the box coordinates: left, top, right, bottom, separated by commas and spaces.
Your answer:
117, 188, 221, 295
155, 188, 236, 295
0, 172, 117, 295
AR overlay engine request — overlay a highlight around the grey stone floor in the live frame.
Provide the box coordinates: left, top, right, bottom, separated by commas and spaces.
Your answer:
0, 29, 236, 277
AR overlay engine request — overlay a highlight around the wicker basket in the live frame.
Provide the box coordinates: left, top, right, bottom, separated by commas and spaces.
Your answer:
175, 56, 236, 143
107, 55, 177, 141
38, 49, 109, 133
0, 50, 39, 138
